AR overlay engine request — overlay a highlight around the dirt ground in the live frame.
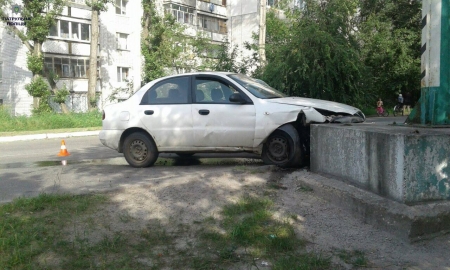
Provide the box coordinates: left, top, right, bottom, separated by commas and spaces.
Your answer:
95, 165, 450, 269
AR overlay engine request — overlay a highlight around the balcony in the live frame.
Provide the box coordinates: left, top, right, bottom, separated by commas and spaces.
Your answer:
199, 0, 226, 6
197, 1, 227, 17
69, 0, 86, 5
163, 0, 196, 8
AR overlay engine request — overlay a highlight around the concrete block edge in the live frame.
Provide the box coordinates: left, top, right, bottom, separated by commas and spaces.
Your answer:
0, 131, 100, 142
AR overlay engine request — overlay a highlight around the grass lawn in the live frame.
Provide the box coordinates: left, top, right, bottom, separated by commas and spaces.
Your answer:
0, 107, 102, 134
0, 193, 332, 270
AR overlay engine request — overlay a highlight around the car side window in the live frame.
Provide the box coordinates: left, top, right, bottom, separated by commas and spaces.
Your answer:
195, 79, 239, 104
142, 77, 190, 105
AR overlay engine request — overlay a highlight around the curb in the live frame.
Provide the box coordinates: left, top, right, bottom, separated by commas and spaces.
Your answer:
0, 131, 100, 142
291, 170, 450, 242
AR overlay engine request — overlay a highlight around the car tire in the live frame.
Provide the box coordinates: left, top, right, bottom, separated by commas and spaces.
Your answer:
262, 129, 303, 168
175, 153, 195, 157
123, 132, 158, 168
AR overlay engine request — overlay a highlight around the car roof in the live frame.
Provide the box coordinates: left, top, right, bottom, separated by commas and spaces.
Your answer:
138, 72, 241, 93
154, 71, 237, 81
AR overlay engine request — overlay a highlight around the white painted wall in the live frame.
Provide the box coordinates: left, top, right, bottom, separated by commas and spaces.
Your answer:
228, 0, 260, 65
0, 23, 33, 116
98, 0, 142, 107
0, 0, 256, 114
421, 0, 441, 88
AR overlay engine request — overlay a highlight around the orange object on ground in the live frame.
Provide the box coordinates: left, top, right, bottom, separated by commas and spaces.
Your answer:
57, 140, 71, 157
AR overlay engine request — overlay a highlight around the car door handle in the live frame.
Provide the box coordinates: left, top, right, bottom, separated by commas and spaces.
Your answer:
144, 110, 154, 115
199, 109, 210, 115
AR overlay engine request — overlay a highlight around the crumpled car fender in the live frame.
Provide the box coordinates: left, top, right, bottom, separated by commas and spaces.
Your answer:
301, 107, 327, 124
255, 106, 325, 148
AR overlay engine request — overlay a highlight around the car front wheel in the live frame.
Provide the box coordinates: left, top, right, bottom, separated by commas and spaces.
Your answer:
262, 129, 303, 168
123, 132, 158, 168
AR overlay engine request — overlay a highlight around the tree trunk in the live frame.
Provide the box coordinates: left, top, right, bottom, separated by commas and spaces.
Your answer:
60, 103, 70, 114
32, 41, 43, 109
88, 8, 99, 110
142, 13, 150, 42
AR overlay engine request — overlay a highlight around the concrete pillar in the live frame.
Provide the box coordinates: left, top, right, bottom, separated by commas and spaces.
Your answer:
408, 0, 450, 125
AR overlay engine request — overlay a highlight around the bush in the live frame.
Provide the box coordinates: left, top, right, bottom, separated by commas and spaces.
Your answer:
25, 77, 50, 98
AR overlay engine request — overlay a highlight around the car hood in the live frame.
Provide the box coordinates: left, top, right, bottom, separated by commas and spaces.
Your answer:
266, 97, 362, 115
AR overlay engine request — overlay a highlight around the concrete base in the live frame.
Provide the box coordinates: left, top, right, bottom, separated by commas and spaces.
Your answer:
310, 124, 450, 204
294, 170, 450, 241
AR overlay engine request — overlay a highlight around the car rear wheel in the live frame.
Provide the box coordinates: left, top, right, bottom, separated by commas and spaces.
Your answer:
262, 129, 303, 168
123, 132, 158, 168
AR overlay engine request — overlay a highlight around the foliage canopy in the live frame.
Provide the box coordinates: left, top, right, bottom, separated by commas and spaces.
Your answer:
258, 0, 421, 108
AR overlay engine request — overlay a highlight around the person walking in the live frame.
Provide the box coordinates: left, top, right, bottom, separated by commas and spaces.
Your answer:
376, 98, 384, 115
397, 94, 404, 109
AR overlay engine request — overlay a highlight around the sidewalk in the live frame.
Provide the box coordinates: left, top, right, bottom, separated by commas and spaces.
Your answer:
0, 130, 100, 143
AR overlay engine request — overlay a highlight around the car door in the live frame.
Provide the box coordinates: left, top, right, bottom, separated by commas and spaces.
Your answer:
139, 76, 193, 149
191, 75, 256, 148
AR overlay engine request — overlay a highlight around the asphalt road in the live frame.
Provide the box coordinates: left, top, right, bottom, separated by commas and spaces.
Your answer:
0, 115, 408, 203
0, 136, 263, 203
0, 115, 407, 163
0, 136, 121, 165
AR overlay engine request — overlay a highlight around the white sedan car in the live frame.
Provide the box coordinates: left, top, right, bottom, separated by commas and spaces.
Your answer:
100, 72, 365, 168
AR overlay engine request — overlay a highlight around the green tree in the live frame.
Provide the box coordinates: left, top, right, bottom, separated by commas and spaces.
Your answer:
141, 2, 211, 83
141, 0, 252, 84
3, 0, 65, 113
212, 41, 258, 74
358, 0, 421, 106
141, 11, 184, 83
261, 0, 366, 107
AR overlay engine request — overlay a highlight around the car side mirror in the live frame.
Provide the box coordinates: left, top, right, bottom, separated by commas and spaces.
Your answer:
229, 93, 246, 104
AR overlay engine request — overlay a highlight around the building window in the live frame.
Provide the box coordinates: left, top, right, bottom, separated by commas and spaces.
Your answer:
49, 20, 90, 41
81, 23, 90, 40
115, 0, 127, 15
44, 56, 89, 78
293, 0, 305, 9
267, 0, 278, 7
71, 22, 78, 39
69, 0, 86, 4
197, 15, 227, 34
117, 67, 129, 82
60, 20, 70, 38
73, 59, 87, 77
49, 23, 58, 36
164, 4, 194, 25
208, 0, 225, 5
116, 33, 128, 50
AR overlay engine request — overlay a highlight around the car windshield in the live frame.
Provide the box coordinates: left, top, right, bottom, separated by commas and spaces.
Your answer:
229, 74, 287, 99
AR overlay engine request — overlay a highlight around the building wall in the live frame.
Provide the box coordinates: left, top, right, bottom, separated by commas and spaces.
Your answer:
0, 0, 143, 115
98, 0, 142, 107
228, 0, 260, 64
0, 15, 33, 115
0, 0, 261, 115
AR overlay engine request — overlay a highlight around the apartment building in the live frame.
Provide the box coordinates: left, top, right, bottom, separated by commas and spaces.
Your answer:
0, 0, 144, 115
0, 0, 265, 115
